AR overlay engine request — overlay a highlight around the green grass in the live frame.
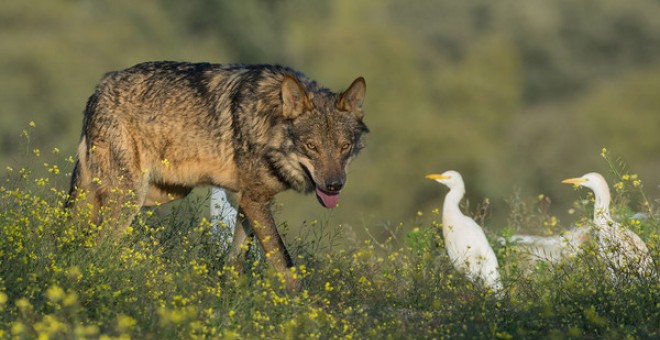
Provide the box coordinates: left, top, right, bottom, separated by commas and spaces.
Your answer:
0, 156, 658, 339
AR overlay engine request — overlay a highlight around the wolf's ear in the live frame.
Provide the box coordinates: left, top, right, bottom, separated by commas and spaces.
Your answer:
337, 77, 366, 118
282, 75, 312, 119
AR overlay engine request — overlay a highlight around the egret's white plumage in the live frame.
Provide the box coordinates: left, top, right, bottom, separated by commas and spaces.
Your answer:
426, 170, 503, 293
501, 226, 590, 264
562, 172, 655, 278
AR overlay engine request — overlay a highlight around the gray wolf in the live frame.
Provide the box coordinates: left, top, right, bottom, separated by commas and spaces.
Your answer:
67, 61, 368, 290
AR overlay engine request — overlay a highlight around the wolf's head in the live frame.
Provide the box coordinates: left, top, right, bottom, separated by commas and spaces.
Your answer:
278, 75, 368, 208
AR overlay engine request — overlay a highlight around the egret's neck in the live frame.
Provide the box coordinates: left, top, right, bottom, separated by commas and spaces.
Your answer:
443, 185, 466, 224
593, 187, 613, 226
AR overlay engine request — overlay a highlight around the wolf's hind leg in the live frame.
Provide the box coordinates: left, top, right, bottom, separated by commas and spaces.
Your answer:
86, 135, 147, 238
66, 136, 103, 225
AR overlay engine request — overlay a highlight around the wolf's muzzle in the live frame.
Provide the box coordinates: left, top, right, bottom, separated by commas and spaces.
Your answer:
324, 179, 344, 193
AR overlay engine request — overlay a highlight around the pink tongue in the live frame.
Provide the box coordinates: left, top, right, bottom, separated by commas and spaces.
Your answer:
315, 187, 339, 208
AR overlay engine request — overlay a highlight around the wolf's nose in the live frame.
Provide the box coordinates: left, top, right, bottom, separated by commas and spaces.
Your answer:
325, 180, 344, 192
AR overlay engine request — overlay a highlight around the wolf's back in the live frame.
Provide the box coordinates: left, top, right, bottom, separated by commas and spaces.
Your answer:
81, 62, 311, 141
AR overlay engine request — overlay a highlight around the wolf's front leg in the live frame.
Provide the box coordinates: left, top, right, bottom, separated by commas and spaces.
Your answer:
227, 208, 253, 270
240, 198, 300, 291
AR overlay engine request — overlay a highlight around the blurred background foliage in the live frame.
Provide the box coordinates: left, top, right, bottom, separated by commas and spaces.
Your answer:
1, 0, 659, 238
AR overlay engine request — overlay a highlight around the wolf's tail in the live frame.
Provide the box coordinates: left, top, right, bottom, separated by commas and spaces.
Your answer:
65, 135, 89, 209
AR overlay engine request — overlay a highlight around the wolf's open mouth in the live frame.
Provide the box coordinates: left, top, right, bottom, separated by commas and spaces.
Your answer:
301, 163, 341, 208
315, 187, 340, 208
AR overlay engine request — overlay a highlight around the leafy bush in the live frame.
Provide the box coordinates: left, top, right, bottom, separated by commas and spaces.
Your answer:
0, 145, 658, 338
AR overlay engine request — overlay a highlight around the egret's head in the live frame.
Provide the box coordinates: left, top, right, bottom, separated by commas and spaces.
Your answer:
425, 170, 464, 190
561, 172, 608, 194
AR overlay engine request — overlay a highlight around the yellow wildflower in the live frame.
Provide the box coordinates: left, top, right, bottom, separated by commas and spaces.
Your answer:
46, 285, 66, 303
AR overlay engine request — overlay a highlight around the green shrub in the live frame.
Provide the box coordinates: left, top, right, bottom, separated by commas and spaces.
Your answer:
0, 144, 658, 338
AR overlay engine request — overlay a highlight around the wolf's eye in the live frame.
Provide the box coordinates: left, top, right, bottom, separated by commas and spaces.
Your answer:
341, 143, 352, 151
306, 142, 317, 151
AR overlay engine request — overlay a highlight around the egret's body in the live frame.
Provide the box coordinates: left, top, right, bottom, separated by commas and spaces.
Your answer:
503, 226, 591, 263
563, 172, 654, 278
426, 171, 503, 292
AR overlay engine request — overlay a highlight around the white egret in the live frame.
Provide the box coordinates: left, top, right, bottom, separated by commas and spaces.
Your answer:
501, 226, 591, 264
426, 170, 503, 293
562, 172, 654, 278
210, 187, 238, 250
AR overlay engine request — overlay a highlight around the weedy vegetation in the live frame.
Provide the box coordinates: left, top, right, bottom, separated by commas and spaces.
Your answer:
0, 129, 658, 339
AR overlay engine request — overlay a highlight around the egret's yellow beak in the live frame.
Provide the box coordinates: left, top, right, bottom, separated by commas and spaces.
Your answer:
426, 174, 450, 180
562, 177, 587, 184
